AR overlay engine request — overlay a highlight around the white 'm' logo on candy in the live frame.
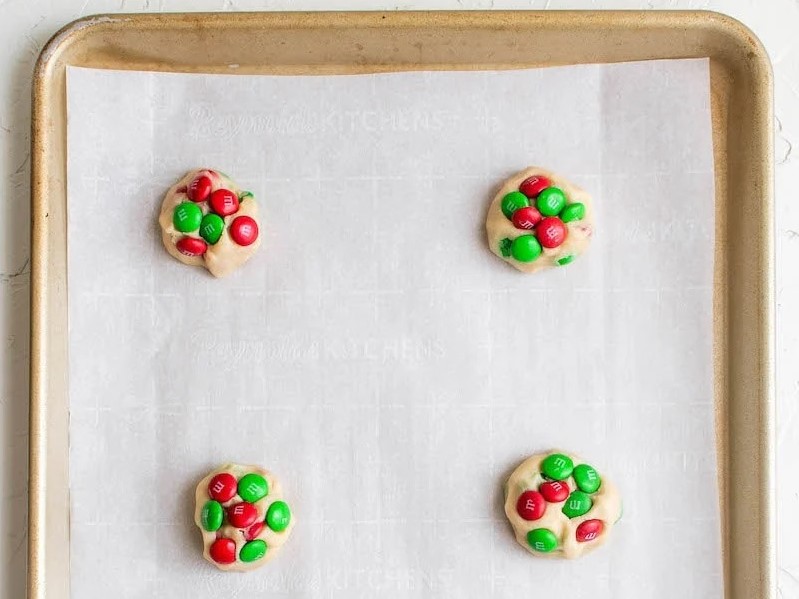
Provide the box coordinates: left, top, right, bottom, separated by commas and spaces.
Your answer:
569, 500, 581, 510
211, 481, 225, 494
534, 542, 546, 551
554, 458, 566, 468
584, 532, 598, 540
524, 499, 536, 511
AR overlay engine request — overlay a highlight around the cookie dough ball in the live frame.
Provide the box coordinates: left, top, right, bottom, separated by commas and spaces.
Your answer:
486, 168, 593, 273
504, 451, 621, 559
159, 169, 261, 277
195, 463, 294, 571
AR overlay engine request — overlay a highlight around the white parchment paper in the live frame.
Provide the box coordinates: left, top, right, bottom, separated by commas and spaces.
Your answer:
66, 60, 720, 598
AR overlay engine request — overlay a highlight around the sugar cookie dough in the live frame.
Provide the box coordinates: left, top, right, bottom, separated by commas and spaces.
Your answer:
504, 451, 621, 559
486, 168, 593, 273
159, 169, 261, 277
195, 463, 293, 571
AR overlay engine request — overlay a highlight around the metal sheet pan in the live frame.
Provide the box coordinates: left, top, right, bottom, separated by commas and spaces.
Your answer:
29, 11, 774, 598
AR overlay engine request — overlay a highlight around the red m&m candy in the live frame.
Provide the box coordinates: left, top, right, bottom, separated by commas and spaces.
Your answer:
209, 537, 237, 564
228, 502, 258, 528
516, 490, 546, 521
230, 216, 259, 246
176, 237, 208, 256
576, 519, 604, 542
208, 472, 237, 502
210, 189, 240, 216
188, 175, 213, 202
519, 175, 551, 198
511, 206, 543, 230
244, 521, 265, 541
539, 480, 570, 503
536, 217, 567, 249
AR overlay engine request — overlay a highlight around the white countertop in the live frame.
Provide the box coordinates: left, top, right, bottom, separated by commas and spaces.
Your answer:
1, 1, 794, 597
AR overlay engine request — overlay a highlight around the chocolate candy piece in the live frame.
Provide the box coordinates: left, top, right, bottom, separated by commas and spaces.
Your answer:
501, 191, 530, 219
560, 202, 586, 223
536, 217, 567, 249
188, 175, 213, 202
541, 453, 574, 481
173, 202, 203, 233
511, 206, 543, 230
562, 491, 593, 519
208, 472, 237, 502
176, 237, 208, 257
573, 464, 602, 494
516, 490, 546, 521
210, 188, 240, 216
526, 528, 558, 553
210, 538, 237, 564
539, 480, 570, 503
576, 519, 604, 542
200, 500, 224, 532
238, 473, 269, 503
557, 255, 575, 266
240, 540, 268, 563
230, 216, 259, 246
228, 502, 258, 528
266, 500, 292, 532
200, 213, 225, 245
499, 238, 513, 257
519, 175, 551, 198
511, 235, 542, 263
238, 191, 254, 201
244, 521, 265, 541
536, 187, 567, 216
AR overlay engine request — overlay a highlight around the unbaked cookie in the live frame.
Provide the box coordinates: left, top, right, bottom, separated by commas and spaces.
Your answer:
486, 168, 593, 273
159, 169, 261, 277
504, 451, 621, 559
195, 463, 293, 571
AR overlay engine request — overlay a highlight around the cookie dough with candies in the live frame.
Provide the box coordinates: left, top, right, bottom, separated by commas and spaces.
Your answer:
159, 169, 261, 277
504, 451, 621, 559
486, 168, 593, 273
195, 464, 294, 571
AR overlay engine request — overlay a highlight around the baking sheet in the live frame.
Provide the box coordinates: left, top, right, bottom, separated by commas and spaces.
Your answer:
66, 59, 719, 598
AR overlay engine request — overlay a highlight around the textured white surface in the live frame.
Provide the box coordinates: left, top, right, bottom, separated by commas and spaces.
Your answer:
66, 61, 717, 598
0, 1, 794, 598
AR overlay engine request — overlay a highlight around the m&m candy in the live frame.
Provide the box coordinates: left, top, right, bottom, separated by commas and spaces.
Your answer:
188, 175, 213, 202
501, 191, 530, 218
240, 540, 267, 563
541, 453, 574, 481
176, 237, 208, 257
200, 501, 223, 532
244, 521, 265, 541
173, 202, 202, 233
536, 217, 567, 249
230, 216, 259, 246
536, 187, 567, 216
511, 235, 542, 263
238, 473, 269, 503
210, 188, 240, 217
266, 501, 292, 532
573, 464, 602, 494
511, 206, 543, 230
210, 538, 237, 564
576, 519, 604, 542
560, 202, 586, 223
208, 472, 237, 502
228, 502, 258, 528
539, 480, 570, 503
562, 491, 593, 519
516, 490, 546, 521
200, 214, 225, 245
526, 528, 558, 553
519, 175, 551, 198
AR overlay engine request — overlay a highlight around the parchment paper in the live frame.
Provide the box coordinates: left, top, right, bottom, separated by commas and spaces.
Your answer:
66, 60, 720, 598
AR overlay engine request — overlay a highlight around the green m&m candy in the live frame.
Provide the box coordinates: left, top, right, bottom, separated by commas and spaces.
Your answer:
239, 539, 267, 562
238, 190, 254, 201
541, 453, 574, 481
238, 473, 269, 503
199, 213, 224, 245
200, 500, 223, 532
562, 491, 593, 518
573, 464, 602, 493
501, 191, 530, 219
526, 528, 558, 553
511, 235, 542, 263
557, 255, 575, 266
499, 238, 513, 257
560, 202, 585, 223
536, 187, 567, 217
266, 500, 292, 532
173, 202, 203, 233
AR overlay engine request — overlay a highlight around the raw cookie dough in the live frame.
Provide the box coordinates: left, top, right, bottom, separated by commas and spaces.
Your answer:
195, 463, 294, 571
504, 451, 621, 559
159, 169, 261, 277
486, 168, 594, 273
